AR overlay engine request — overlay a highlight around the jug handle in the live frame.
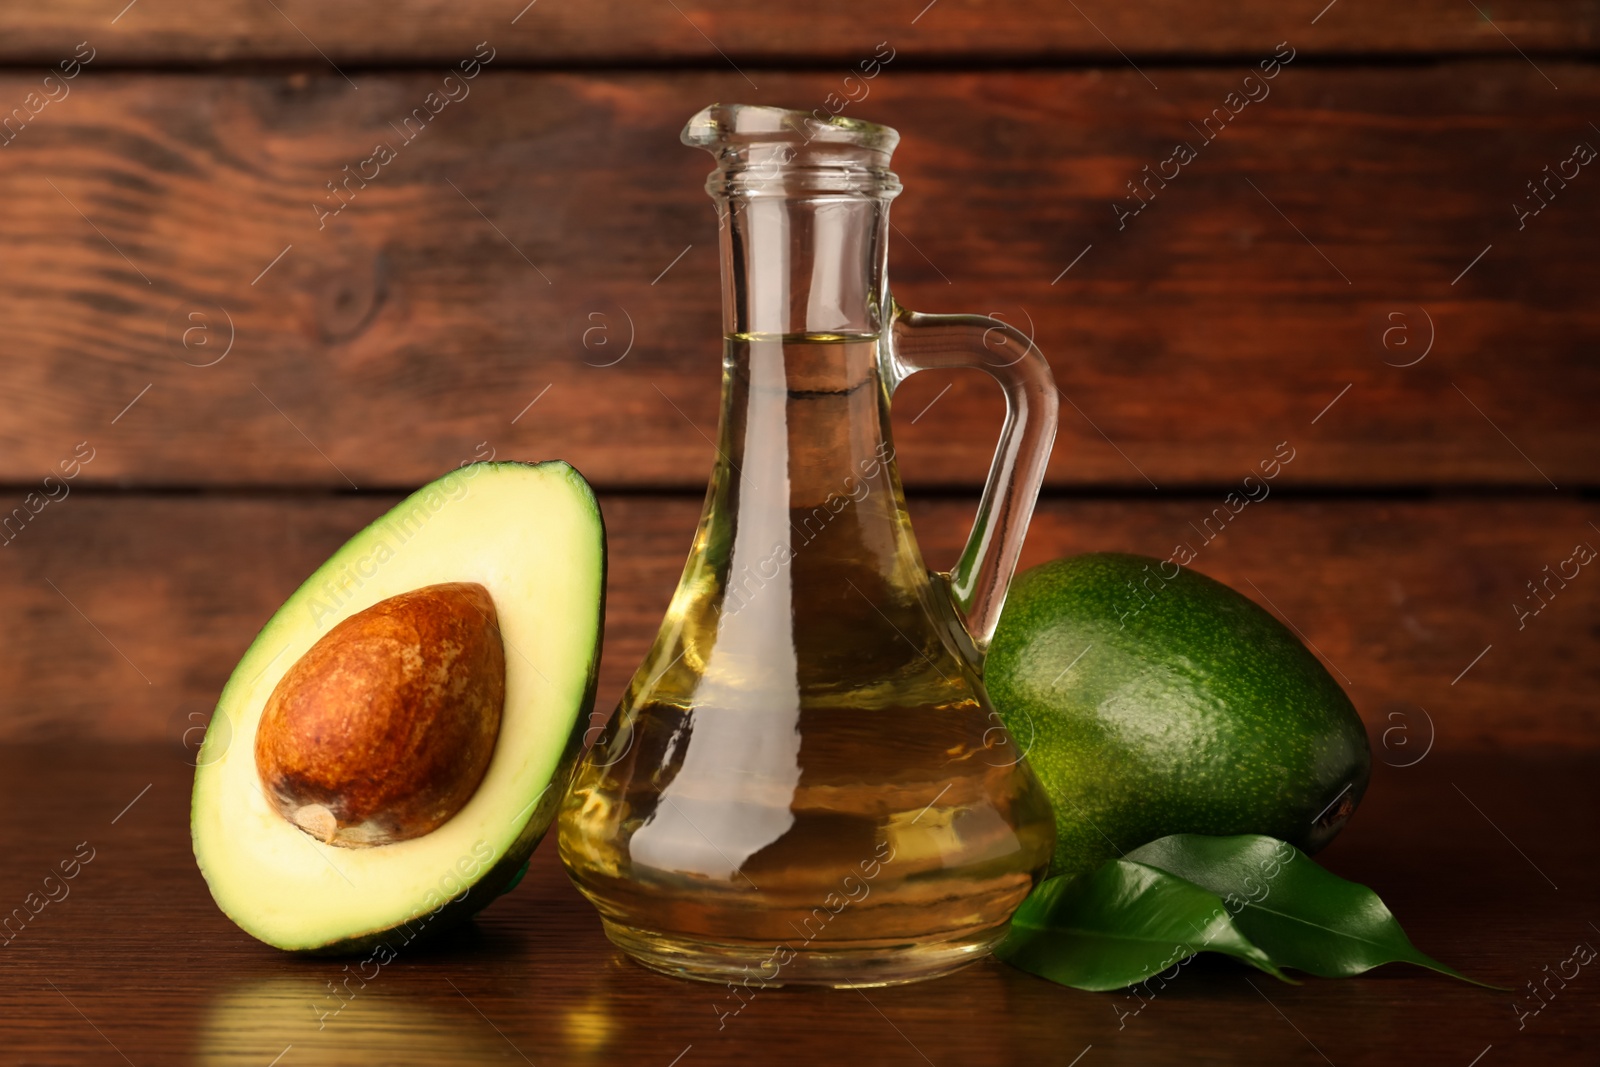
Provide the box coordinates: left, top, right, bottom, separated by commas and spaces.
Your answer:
883, 302, 1059, 654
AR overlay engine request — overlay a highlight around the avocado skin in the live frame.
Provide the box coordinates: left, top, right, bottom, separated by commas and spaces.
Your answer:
986, 553, 1370, 879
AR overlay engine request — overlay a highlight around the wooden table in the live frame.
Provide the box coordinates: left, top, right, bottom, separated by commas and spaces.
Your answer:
0, 743, 1593, 1066
2, 1, 1597, 1063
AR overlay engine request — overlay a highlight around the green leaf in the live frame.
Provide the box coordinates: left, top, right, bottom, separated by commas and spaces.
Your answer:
994, 858, 1292, 991
1125, 833, 1496, 987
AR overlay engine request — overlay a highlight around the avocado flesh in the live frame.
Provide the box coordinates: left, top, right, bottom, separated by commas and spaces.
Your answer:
986, 553, 1370, 879
192, 461, 605, 953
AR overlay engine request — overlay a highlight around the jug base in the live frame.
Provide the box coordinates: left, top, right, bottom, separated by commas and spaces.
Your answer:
600, 917, 1000, 989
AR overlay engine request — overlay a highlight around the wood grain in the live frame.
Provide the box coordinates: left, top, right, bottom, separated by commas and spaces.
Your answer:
0, 743, 1593, 1065
0, 68, 1596, 490
0, 1, 1594, 64
0, 6, 1590, 1061
2, 492, 1594, 746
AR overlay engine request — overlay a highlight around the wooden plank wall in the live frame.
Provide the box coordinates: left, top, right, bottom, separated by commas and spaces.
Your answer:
0, 2, 1595, 745
1, 2, 1595, 61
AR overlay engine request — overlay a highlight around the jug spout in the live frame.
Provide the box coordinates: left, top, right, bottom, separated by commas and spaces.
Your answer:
681, 103, 901, 178
684, 104, 902, 340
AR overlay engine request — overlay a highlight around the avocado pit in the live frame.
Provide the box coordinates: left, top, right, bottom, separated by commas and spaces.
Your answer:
254, 582, 506, 848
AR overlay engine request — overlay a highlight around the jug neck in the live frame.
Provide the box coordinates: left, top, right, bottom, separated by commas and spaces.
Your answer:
685, 104, 902, 339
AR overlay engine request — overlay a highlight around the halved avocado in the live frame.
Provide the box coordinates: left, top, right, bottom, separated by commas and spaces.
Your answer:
192, 461, 604, 953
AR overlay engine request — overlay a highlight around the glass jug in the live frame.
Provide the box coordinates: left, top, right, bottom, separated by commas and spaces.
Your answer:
558, 103, 1059, 989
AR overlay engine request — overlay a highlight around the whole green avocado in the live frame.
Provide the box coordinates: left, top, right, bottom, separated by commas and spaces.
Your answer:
986, 553, 1370, 879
